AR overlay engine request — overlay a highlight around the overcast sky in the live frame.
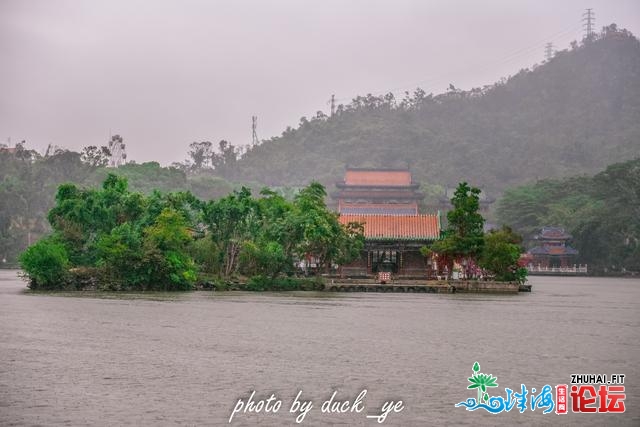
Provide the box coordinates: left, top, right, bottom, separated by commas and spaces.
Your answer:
1, 0, 639, 165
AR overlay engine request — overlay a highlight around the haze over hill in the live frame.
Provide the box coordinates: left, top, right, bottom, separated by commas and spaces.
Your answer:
227, 26, 639, 195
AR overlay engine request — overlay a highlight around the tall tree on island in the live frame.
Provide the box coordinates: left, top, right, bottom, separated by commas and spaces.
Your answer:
431, 182, 484, 278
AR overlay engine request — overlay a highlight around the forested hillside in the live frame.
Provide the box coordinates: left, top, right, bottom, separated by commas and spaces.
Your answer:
496, 158, 640, 274
231, 26, 639, 193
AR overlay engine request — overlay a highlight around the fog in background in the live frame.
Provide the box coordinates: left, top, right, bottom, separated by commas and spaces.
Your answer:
1, 0, 639, 165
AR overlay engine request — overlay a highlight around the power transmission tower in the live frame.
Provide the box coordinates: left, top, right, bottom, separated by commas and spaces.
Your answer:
330, 94, 335, 116
582, 8, 595, 40
544, 42, 555, 61
108, 134, 127, 167
251, 116, 259, 146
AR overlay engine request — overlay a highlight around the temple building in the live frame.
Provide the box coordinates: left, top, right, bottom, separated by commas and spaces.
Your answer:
335, 168, 441, 279
526, 226, 578, 268
338, 214, 440, 278
333, 167, 424, 215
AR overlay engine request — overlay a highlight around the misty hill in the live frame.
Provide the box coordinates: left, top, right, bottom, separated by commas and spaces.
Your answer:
230, 25, 640, 195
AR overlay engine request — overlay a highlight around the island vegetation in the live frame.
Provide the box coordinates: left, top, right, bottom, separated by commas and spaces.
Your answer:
19, 175, 364, 291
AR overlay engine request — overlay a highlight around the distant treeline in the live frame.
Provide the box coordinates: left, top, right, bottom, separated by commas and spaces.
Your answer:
497, 158, 640, 274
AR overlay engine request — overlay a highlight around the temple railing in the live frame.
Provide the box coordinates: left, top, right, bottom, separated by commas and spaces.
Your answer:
527, 264, 588, 273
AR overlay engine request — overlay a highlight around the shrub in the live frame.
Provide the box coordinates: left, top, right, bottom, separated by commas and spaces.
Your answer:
19, 237, 70, 290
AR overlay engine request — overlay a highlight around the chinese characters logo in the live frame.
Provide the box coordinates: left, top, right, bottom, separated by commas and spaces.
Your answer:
455, 362, 625, 415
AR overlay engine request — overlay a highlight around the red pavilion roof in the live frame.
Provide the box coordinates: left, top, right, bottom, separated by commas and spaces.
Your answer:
339, 214, 440, 241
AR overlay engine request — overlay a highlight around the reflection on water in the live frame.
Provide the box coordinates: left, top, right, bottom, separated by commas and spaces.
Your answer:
1, 270, 638, 426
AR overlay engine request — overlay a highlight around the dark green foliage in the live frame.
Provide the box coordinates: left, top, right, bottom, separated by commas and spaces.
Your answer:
432, 182, 485, 274
497, 158, 640, 273
142, 208, 197, 290
19, 237, 70, 289
96, 223, 145, 289
204, 182, 364, 279
21, 174, 200, 290
479, 227, 528, 283
19, 176, 363, 290
289, 182, 364, 273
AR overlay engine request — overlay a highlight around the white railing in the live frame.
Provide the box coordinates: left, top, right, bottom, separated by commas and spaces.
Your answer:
527, 264, 588, 273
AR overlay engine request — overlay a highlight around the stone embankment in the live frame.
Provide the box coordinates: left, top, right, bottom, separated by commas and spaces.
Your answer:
324, 279, 524, 293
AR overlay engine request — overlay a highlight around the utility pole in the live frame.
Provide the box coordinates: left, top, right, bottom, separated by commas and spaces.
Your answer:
251, 116, 259, 146
582, 8, 595, 40
544, 42, 555, 61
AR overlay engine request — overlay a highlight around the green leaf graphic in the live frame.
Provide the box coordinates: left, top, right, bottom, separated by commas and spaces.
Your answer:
466, 363, 499, 403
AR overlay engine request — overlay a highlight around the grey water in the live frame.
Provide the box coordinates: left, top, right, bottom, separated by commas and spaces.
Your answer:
0, 269, 638, 426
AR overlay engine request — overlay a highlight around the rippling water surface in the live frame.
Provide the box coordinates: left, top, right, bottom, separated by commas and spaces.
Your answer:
1, 270, 638, 426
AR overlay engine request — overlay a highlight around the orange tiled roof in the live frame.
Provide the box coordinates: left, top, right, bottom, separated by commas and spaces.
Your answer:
344, 170, 412, 186
339, 214, 440, 241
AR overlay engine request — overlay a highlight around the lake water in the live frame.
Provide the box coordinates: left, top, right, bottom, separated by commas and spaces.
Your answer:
1, 269, 638, 426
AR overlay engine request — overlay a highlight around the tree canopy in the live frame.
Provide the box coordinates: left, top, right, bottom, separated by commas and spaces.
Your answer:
19, 175, 364, 290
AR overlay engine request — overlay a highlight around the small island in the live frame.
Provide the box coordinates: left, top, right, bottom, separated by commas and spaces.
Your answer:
19, 169, 527, 293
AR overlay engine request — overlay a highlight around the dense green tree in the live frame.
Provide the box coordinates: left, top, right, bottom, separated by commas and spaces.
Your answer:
237, 189, 296, 278
289, 182, 364, 273
478, 226, 527, 283
96, 222, 145, 289
141, 208, 196, 290
19, 237, 69, 289
203, 187, 260, 277
432, 182, 485, 277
